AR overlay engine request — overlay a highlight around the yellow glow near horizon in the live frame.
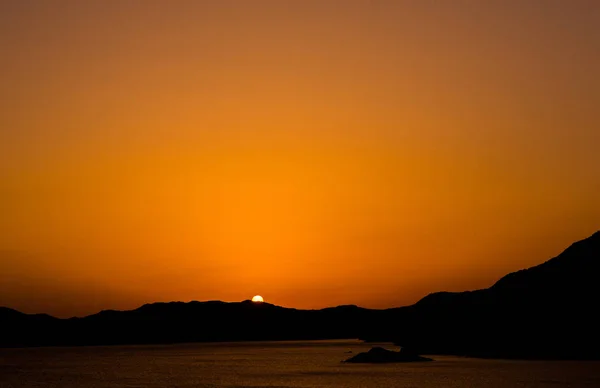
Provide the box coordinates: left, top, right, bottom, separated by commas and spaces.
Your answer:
252, 296, 265, 303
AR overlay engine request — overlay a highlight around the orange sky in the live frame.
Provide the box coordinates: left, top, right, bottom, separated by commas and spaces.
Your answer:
1, 1, 599, 318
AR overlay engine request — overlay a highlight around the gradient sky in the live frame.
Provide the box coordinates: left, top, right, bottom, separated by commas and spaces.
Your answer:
1, 0, 599, 318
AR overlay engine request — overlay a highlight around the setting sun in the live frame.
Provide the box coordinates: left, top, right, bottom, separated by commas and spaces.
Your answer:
0, 1, 599, 385
0, 0, 598, 322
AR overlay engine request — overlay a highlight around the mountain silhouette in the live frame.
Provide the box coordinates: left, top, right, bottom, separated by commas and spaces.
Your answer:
0, 300, 374, 347
1, 231, 599, 359
366, 231, 600, 359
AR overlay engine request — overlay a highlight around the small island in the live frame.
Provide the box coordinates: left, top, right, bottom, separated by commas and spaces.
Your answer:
343, 347, 434, 363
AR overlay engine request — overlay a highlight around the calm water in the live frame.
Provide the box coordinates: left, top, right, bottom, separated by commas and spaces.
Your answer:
1, 340, 599, 388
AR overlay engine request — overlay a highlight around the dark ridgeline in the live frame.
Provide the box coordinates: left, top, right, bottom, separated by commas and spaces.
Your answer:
0, 301, 375, 347
369, 230, 600, 359
1, 231, 599, 360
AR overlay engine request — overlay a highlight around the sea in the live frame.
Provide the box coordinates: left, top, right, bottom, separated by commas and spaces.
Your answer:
1, 340, 599, 388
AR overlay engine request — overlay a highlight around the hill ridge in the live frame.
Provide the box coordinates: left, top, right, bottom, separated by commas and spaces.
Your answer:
1, 230, 599, 359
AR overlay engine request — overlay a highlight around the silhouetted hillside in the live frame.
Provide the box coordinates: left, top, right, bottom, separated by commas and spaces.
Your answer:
1, 231, 599, 359
0, 307, 56, 321
1, 307, 60, 347
0, 300, 375, 347
373, 231, 600, 359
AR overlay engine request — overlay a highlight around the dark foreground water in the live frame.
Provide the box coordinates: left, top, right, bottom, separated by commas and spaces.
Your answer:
1, 340, 599, 388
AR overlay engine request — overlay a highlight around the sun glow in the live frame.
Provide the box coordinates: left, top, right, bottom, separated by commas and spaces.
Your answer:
252, 295, 264, 303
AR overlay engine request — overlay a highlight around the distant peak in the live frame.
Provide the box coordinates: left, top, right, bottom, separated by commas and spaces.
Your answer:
0, 307, 21, 315
323, 304, 361, 311
568, 230, 600, 249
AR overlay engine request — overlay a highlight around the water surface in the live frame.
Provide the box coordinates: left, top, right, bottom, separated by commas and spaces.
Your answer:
1, 340, 599, 387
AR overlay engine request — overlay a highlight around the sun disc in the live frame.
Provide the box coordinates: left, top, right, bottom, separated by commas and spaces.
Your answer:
252, 295, 264, 303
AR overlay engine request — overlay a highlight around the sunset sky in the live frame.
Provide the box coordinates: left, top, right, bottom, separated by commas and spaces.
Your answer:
1, 1, 599, 318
